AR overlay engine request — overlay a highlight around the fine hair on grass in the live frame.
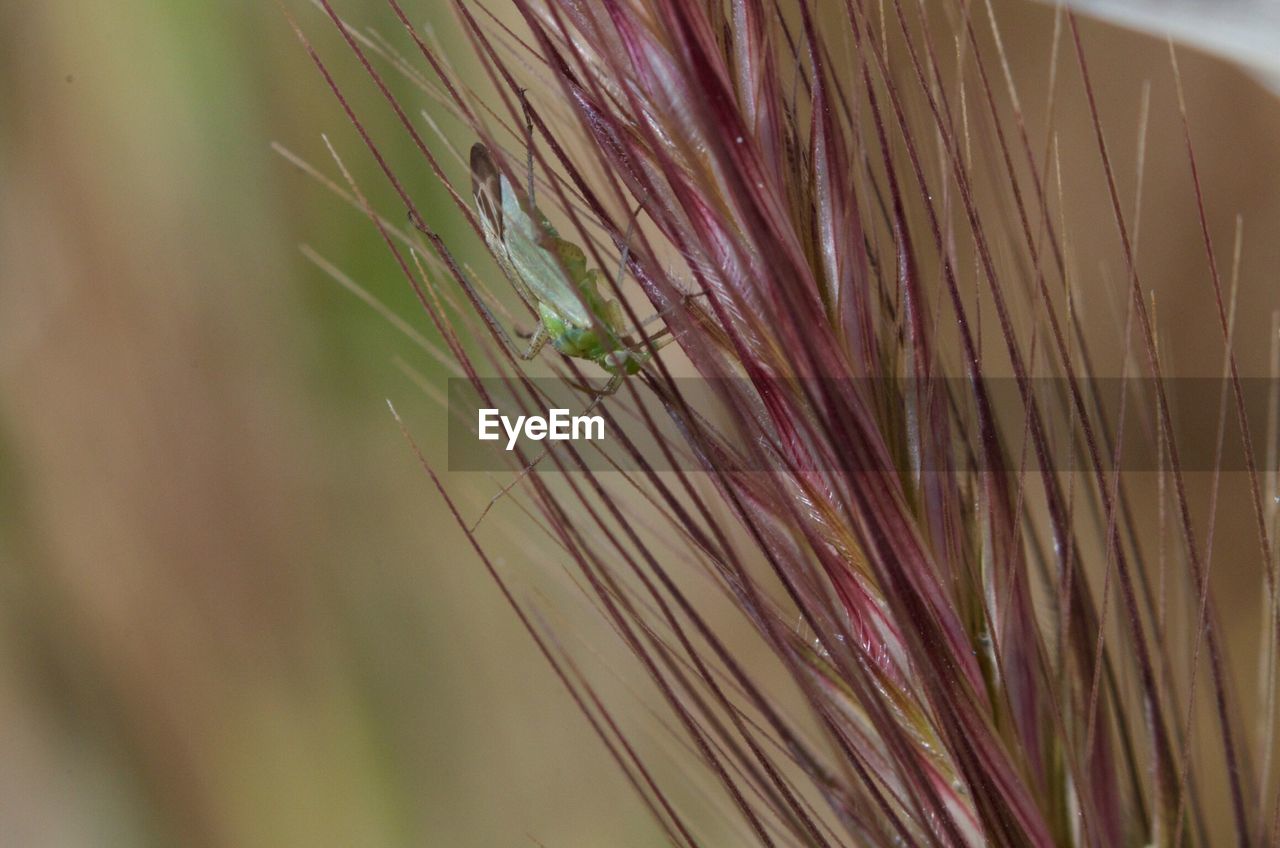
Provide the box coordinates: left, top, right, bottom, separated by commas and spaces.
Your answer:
284, 0, 1280, 844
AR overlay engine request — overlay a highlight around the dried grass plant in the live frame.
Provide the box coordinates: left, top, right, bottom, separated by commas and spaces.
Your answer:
285, 0, 1280, 844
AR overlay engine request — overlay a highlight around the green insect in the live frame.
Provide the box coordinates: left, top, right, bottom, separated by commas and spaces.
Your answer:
469, 141, 669, 395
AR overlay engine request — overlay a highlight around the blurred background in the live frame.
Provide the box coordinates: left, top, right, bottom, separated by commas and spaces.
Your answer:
0, 1, 1277, 845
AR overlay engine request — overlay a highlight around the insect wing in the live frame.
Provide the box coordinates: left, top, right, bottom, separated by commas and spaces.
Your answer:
469, 143, 537, 313
500, 209, 593, 327
469, 144, 511, 259
469, 143, 591, 327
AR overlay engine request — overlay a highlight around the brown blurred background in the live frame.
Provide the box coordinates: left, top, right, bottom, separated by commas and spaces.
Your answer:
0, 1, 1276, 845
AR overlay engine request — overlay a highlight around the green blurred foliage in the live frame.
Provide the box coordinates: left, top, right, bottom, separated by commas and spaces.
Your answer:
0, 2, 656, 845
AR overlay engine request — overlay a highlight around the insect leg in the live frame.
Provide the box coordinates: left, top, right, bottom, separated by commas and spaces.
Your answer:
622, 290, 711, 337
636, 330, 675, 351
598, 372, 626, 395
473, 293, 546, 361
470, 389, 610, 531
518, 323, 550, 360
592, 204, 645, 353
407, 213, 546, 365
453, 270, 540, 361
611, 208, 641, 290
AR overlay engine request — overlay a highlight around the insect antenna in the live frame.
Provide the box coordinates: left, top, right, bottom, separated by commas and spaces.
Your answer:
519, 87, 536, 208
469, 389, 612, 533
598, 202, 647, 350
613, 203, 643, 291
